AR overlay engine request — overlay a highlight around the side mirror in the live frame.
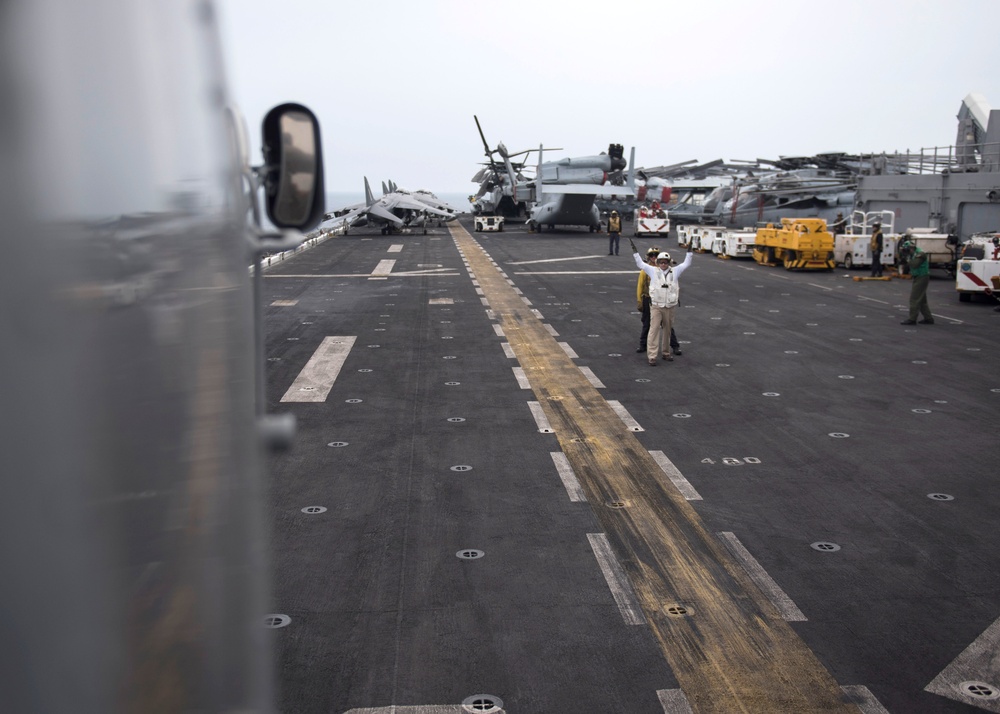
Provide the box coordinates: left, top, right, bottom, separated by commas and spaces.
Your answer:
261, 103, 325, 230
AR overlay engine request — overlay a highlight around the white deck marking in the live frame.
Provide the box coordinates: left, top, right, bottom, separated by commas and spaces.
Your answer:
387, 244, 403, 253
930, 312, 964, 324
512, 270, 641, 275
480, 297, 490, 307
841, 685, 892, 714
607, 400, 644, 431
587, 533, 647, 625
648, 450, 702, 501
578, 366, 605, 389
507, 254, 607, 265
856, 295, 890, 305
344, 707, 505, 713
521, 296, 533, 306
512, 367, 531, 390
656, 689, 694, 714
280, 336, 357, 402
266, 270, 459, 278
544, 324, 559, 337
370, 259, 396, 278
530, 309, 544, 319
558, 342, 579, 359
501, 343, 515, 359
807, 282, 834, 291
717, 532, 807, 622
429, 298, 454, 305
475, 287, 485, 295
550, 452, 586, 502
270, 299, 298, 306
492, 324, 505, 337
925, 614, 1000, 711
527, 401, 553, 433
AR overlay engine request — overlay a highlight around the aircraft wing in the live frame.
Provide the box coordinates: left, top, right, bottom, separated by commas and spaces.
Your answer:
384, 194, 453, 217
324, 206, 364, 226
367, 202, 405, 224
413, 195, 464, 214
539, 184, 635, 197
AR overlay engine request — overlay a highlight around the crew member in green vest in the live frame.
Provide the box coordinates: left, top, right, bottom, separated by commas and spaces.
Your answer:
898, 240, 934, 324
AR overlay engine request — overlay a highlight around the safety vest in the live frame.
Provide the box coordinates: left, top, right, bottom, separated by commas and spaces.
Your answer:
609, 216, 621, 232
650, 267, 679, 307
909, 249, 930, 276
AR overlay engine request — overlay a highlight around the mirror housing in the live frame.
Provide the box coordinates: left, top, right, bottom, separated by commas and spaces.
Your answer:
261, 103, 325, 230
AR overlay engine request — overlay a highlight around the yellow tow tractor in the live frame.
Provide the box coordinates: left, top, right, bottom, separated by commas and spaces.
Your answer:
752, 217, 836, 270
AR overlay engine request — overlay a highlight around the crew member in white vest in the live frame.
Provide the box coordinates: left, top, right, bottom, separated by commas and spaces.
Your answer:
632, 242, 693, 366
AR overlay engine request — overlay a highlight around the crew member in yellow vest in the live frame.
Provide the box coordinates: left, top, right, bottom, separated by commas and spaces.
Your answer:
608, 211, 622, 255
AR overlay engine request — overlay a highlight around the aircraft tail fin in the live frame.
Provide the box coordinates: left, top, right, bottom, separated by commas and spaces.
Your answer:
364, 177, 375, 206
389, 180, 398, 193
381, 181, 389, 196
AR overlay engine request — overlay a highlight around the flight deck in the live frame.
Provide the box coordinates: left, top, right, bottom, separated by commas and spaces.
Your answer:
260, 217, 1000, 713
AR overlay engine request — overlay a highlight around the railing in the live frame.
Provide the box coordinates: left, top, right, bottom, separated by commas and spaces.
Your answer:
856, 141, 1000, 175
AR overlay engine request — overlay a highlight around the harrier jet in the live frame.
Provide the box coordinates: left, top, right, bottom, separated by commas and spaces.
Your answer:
324, 178, 454, 235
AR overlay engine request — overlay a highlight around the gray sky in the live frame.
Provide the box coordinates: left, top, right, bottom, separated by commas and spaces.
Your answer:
217, 0, 1000, 195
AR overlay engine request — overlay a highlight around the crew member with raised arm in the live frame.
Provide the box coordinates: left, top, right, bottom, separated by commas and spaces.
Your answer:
631, 238, 693, 366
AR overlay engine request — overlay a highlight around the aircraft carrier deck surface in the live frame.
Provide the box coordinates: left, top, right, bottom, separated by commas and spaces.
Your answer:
260, 217, 1000, 714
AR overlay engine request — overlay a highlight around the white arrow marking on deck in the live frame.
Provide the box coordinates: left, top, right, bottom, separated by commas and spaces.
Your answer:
579, 366, 605, 389
370, 259, 396, 278
587, 533, 647, 625
648, 450, 701, 501
925, 614, 1000, 711
527, 401, 553, 433
607, 400, 643, 431
550, 452, 586, 502
280, 336, 356, 402
841, 685, 892, 714
717, 532, 806, 622
558, 342, 578, 359
656, 689, 694, 714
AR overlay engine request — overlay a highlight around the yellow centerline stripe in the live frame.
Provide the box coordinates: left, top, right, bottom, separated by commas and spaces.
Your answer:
450, 224, 858, 713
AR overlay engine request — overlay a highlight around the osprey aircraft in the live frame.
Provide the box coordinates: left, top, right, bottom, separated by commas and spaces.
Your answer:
528, 143, 636, 232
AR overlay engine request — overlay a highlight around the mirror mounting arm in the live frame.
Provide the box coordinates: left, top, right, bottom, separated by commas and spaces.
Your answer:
247, 227, 305, 256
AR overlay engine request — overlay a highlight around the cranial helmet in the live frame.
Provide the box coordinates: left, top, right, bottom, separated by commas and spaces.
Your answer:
611, 210, 618, 215
657, 252, 671, 261
647, 246, 660, 256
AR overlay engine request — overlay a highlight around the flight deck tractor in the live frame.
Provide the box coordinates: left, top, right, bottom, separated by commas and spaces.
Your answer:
753, 218, 836, 270
955, 231, 1000, 301
633, 202, 670, 237
474, 215, 505, 232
